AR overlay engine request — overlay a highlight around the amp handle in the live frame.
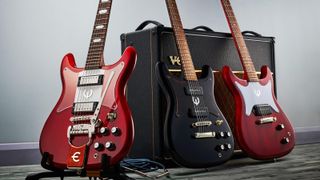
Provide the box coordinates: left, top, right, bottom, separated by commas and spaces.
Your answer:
191, 26, 215, 32
135, 20, 164, 31
242, 31, 262, 37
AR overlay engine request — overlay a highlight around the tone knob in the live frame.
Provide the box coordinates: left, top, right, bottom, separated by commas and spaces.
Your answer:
111, 127, 121, 136
225, 132, 231, 138
105, 141, 116, 151
276, 124, 285, 130
215, 144, 225, 152
216, 131, 225, 139
94, 142, 103, 151
99, 127, 109, 135
225, 143, 232, 150
281, 137, 290, 144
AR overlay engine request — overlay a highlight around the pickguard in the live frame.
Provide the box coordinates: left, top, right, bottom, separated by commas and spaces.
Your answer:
235, 80, 279, 116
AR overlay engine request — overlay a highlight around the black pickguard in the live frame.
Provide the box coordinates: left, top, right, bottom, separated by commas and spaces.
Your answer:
156, 62, 234, 168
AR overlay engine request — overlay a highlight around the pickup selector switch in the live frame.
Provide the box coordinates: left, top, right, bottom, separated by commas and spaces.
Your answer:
276, 124, 285, 130
105, 141, 116, 151
281, 137, 290, 144
111, 127, 121, 136
94, 142, 103, 151
99, 127, 109, 135
107, 112, 117, 121
215, 144, 225, 152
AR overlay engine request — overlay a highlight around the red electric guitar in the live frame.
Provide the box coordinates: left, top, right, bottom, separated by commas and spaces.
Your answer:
220, 0, 295, 159
40, 0, 136, 170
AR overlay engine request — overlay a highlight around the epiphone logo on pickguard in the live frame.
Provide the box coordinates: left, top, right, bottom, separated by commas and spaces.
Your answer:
169, 56, 181, 66
192, 96, 200, 106
254, 89, 261, 97
71, 152, 81, 162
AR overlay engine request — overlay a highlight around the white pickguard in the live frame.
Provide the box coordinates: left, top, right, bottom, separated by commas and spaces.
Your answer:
235, 80, 279, 116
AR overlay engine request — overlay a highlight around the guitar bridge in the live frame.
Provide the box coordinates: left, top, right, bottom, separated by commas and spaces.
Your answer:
256, 117, 277, 124
194, 132, 216, 139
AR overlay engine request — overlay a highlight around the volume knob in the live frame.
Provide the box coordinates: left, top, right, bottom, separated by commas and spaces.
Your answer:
215, 144, 225, 152
276, 124, 285, 130
99, 127, 109, 136
94, 142, 103, 151
281, 137, 290, 144
105, 141, 116, 151
111, 127, 121, 136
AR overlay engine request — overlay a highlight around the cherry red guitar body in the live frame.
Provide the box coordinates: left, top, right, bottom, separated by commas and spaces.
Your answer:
40, 46, 136, 170
222, 65, 295, 160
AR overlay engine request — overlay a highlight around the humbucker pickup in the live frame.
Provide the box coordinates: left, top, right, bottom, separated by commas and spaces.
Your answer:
194, 132, 216, 139
78, 75, 103, 86
184, 86, 203, 96
253, 104, 272, 116
72, 102, 98, 114
256, 117, 277, 125
189, 107, 209, 118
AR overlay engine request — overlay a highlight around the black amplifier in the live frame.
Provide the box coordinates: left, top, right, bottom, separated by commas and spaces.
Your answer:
121, 20, 276, 161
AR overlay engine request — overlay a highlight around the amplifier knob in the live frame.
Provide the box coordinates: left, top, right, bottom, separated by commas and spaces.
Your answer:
99, 127, 109, 135
276, 124, 285, 130
94, 142, 103, 151
215, 144, 225, 152
281, 137, 290, 144
111, 127, 121, 136
105, 141, 116, 151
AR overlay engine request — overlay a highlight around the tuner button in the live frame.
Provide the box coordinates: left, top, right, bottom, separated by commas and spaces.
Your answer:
105, 141, 116, 151
111, 127, 121, 136
215, 144, 225, 152
99, 127, 109, 135
276, 124, 285, 131
225, 143, 232, 150
281, 137, 290, 144
94, 142, 103, 151
216, 132, 225, 139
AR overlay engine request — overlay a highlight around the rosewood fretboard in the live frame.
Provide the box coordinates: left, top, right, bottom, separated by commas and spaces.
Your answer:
221, 0, 259, 82
85, 0, 113, 70
165, 0, 197, 81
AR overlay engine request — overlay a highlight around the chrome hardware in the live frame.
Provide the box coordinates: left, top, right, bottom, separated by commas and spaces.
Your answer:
276, 124, 285, 130
216, 144, 225, 152
111, 127, 121, 136
94, 142, 103, 151
105, 142, 115, 151
281, 137, 290, 144
256, 117, 277, 124
99, 127, 109, 135
225, 132, 231, 137
192, 121, 212, 127
194, 132, 216, 139
216, 131, 225, 139
225, 143, 232, 150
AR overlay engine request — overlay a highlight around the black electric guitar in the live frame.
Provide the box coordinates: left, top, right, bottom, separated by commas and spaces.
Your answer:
155, 0, 234, 168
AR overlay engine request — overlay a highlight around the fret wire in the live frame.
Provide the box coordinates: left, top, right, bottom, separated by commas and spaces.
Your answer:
221, 0, 258, 81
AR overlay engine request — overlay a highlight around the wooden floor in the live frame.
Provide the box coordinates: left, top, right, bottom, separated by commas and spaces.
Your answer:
1, 143, 319, 180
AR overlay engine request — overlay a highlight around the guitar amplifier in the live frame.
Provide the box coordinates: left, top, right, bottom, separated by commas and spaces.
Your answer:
121, 20, 276, 161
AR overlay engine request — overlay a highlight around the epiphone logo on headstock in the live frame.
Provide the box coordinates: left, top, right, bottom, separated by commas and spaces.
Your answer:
169, 56, 181, 66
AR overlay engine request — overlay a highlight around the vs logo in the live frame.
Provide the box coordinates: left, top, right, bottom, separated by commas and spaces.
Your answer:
169, 56, 181, 66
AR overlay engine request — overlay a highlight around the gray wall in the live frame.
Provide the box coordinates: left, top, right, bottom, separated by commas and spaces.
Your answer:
0, 0, 319, 144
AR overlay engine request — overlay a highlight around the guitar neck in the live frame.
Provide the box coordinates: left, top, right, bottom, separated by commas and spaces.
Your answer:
221, 0, 259, 82
165, 0, 197, 81
85, 0, 113, 70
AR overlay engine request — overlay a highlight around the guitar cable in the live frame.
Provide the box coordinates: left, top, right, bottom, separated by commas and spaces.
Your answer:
120, 158, 169, 179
